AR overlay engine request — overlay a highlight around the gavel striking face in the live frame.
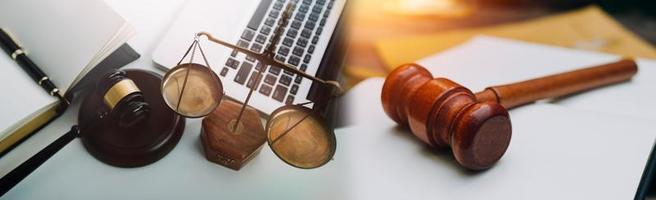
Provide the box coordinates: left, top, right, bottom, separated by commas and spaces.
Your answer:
381, 59, 638, 170
382, 64, 511, 170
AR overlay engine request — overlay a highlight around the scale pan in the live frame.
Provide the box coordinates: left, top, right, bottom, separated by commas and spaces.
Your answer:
161, 63, 223, 118
266, 106, 336, 169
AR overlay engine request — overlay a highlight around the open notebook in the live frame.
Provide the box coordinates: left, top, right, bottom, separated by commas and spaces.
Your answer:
0, 0, 137, 154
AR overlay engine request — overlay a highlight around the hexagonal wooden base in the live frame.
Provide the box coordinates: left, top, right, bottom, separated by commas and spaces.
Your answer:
200, 99, 265, 170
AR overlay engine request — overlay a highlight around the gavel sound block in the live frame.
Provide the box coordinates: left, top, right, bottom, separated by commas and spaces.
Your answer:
381, 59, 638, 170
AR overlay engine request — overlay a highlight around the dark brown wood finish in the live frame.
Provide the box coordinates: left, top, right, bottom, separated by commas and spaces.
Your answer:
79, 70, 185, 167
381, 59, 638, 170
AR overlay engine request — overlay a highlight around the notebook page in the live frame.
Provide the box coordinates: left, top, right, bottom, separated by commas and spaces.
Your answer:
0, 54, 57, 138
0, 0, 128, 93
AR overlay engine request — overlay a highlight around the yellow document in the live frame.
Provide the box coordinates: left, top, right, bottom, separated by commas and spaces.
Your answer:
375, 5, 656, 70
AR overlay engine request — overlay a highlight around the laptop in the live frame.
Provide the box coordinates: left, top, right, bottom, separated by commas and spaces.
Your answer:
153, 0, 347, 115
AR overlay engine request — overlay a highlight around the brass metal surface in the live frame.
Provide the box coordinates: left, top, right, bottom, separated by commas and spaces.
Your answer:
161, 63, 223, 118
266, 106, 335, 169
104, 79, 140, 109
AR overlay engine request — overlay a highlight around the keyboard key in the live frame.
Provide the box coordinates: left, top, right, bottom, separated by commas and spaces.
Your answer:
304, 21, 315, 30
264, 74, 277, 85
303, 0, 312, 5
308, 45, 315, 54
220, 67, 229, 77
264, 17, 275, 26
303, 54, 311, 63
279, 75, 292, 86
309, 13, 319, 22
231, 50, 238, 57
255, 34, 267, 44
278, 46, 290, 56
246, 71, 263, 89
269, 66, 281, 75
301, 28, 312, 39
285, 95, 294, 105
320, 18, 327, 26
297, 38, 308, 47
226, 58, 239, 69
234, 62, 253, 84
259, 84, 273, 96
273, 1, 283, 10
316, 27, 323, 35
292, 46, 304, 57
284, 69, 294, 76
260, 25, 272, 35
294, 13, 306, 21
237, 40, 249, 48
294, 76, 302, 84
300, 64, 307, 72
312, 36, 319, 44
255, 62, 267, 71
312, 5, 323, 13
289, 55, 301, 66
286, 28, 298, 38
290, 84, 299, 94
317, 0, 326, 5
247, 0, 273, 30
275, 55, 286, 63
272, 85, 288, 102
282, 37, 294, 47
269, 10, 280, 19
299, 4, 309, 13
241, 29, 255, 41
250, 43, 263, 53
246, 56, 256, 62
291, 20, 302, 29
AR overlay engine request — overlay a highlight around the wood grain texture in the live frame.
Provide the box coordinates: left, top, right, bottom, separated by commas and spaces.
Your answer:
381, 59, 638, 170
200, 99, 265, 170
382, 64, 511, 170
475, 59, 638, 109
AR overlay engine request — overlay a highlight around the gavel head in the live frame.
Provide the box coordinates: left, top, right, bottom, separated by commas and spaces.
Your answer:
98, 70, 150, 128
381, 64, 512, 170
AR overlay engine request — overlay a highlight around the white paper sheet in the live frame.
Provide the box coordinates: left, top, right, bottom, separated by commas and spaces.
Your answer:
415, 36, 656, 121
341, 77, 654, 199
0, 53, 57, 138
338, 36, 656, 199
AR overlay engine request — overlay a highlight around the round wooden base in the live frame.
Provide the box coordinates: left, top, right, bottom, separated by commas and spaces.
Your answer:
78, 70, 185, 167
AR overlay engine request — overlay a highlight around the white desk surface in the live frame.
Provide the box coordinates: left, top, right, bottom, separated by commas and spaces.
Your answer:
3, 1, 656, 199
3, 1, 347, 199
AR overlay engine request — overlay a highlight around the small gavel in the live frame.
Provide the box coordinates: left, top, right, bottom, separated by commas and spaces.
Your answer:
381, 59, 638, 170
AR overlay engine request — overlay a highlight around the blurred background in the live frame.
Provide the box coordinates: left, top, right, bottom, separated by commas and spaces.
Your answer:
343, 0, 656, 87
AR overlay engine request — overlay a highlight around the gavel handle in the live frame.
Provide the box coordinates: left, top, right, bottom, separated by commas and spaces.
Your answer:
475, 59, 638, 109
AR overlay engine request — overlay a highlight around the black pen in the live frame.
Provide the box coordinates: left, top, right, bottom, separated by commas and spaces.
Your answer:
0, 28, 68, 104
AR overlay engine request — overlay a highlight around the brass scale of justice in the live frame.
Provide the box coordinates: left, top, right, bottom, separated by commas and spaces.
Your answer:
0, 3, 338, 194
161, 2, 343, 169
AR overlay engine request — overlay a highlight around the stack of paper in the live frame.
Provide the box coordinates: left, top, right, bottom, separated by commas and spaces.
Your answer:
375, 6, 656, 71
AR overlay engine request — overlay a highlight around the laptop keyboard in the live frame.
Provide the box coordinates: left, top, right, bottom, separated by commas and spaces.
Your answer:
219, 0, 336, 105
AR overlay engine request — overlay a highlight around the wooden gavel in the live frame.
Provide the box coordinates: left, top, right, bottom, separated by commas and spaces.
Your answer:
381, 59, 638, 170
